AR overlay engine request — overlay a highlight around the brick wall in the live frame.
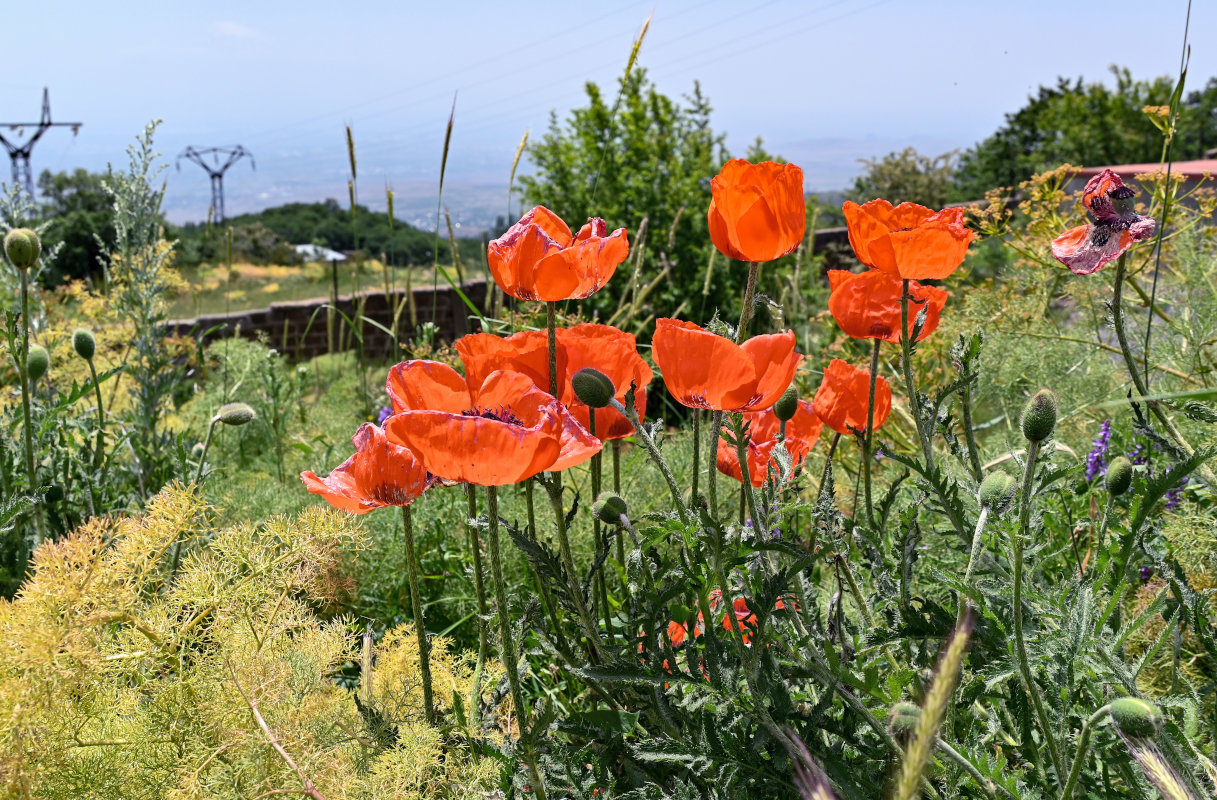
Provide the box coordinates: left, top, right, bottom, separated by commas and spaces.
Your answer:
166, 280, 489, 362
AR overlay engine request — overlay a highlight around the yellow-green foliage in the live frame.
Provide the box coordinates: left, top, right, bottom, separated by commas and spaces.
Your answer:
0, 484, 502, 799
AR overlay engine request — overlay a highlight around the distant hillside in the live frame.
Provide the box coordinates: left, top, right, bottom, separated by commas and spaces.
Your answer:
173, 199, 486, 268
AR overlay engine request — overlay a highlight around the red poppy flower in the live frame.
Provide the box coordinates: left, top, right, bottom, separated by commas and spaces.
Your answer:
652, 318, 801, 412
383, 361, 600, 485
843, 199, 973, 280
301, 423, 431, 513
707, 159, 806, 263
827, 269, 948, 343
716, 400, 823, 487
486, 206, 629, 301
1051, 169, 1157, 275
707, 590, 791, 646
455, 323, 653, 441
813, 358, 891, 436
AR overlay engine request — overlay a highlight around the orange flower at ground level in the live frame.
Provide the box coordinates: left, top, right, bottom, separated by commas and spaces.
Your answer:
716, 399, 823, 487
707, 158, 806, 262
843, 199, 973, 280
652, 318, 801, 412
1051, 169, 1156, 275
486, 205, 628, 301
301, 423, 431, 513
827, 269, 948, 343
455, 323, 653, 441
384, 361, 600, 485
813, 358, 892, 436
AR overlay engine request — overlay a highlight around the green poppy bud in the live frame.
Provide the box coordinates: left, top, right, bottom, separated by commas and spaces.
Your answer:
73, 328, 96, 360
4, 228, 41, 270
191, 443, 205, 459
1109, 697, 1161, 738
1020, 388, 1058, 442
216, 402, 256, 426
1105, 456, 1133, 497
571, 367, 616, 409
889, 701, 921, 736
773, 385, 799, 422
979, 470, 1017, 512
592, 491, 628, 525
26, 344, 49, 381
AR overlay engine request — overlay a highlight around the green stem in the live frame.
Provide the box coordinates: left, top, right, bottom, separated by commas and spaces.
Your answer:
543, 475, 601, 662
613, 440, 625, 570
193, 417, 220, 486
838, 553, 901, 671
87, 358, 106, 474
17, 270, 39, 542
957, 506, 990, 628
609, 398, 689, 524
400, 504, 435, 723
546, 300, 558, 397
589, 414, 613, 637
901, 279, 934, 469
707, 410, 722, 516
732, 414, 761, 532
465, 484, 489, 728
863, 338, 881, 530
736, 261, 761, 342
961, 380, 983, 481
691, 409, 701, 507
1060, 705, 1111, 800
1013, 438, 1066, 781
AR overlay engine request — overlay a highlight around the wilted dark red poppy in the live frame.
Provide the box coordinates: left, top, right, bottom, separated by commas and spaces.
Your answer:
827, 269, 948, 343
1051, 169, 1157, 275
707, 159, 806, 263
301, 423, 431, 513
716, 399, 823, 487
456, 323, 653, 441
652, 318, 801, 412
843, 199, 973, 280
383, 361, 600, 485
813, 358, 891, 436
486, 206, 629, 301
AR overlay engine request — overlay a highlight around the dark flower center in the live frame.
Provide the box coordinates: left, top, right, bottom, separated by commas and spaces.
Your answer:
462, 405, 524, 426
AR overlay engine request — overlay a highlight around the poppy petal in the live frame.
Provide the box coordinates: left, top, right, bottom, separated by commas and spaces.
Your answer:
653, 319, 758, 410
813, 358, 892, 436
736, 332, 801, 411
301, 423, 430, 512
386, 360, 470, 414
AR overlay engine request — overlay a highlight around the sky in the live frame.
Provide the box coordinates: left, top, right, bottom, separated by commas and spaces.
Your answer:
3, 0, 1212, 230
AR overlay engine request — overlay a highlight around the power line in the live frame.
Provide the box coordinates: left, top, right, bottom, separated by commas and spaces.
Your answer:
0, 88, 82, 197
176, 145, 255, 223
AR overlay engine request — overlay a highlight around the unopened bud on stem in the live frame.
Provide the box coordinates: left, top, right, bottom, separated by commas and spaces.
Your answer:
1109, 697, 1161, 738
1105, 457, 1133, 496
216, 402, 256, 426
571, 367, 616, 409
1020, 388, 1058, 442
592, 491, 628, 525
4, 228, 40, 270
979, 470, 1017, 512
26, 344, 49, 381
773, 385, 799, 422
73, 328, 96, 360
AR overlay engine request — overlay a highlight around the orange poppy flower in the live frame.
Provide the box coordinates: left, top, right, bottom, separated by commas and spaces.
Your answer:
843, 199, 973, 280
707, 590, 791, 646
707, 158, 806, 263
716, 399, 823, 487
652, 318, 801, 412
813, 358, 891, 436
486, 206, 629, 301
301, 423, 431, 513
827, 269, 948, 343
456, 323, 653, 441
383, 361, 601, 485
1051, 169, 1156, 275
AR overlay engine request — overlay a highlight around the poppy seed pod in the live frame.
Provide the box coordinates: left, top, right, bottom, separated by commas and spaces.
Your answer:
26, 344, 49, 381
73, 328, 96, 360
773, 385, 799, 422
1020, 389, 1058, 442
592, 491, 628, 525
1109, 697, 1162, 738
1105, 456, 1134, 496
216, 402, 256, 426
888, 701, 921, 736
979, 470, 1017, 511
571, 367, 616, 409
4, 228, 41, 270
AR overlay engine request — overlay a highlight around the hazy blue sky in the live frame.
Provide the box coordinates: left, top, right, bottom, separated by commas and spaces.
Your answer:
4, 0, 1211, 229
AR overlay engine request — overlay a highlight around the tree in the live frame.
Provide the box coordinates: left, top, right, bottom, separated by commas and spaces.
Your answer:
36, 168, 116, 285
520, 70, 734, 324
849, 147, 957, 208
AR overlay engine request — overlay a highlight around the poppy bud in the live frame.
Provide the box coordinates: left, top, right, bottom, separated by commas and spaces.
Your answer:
889, 701, 921, 735
592, 491, 628, 525
191, 443, 205, 459
1105, 456, 1133, 496
979, 470, 1017, 511
1020, 389, 1058, 442
26, 344, 49, 381
4, 228, 41, 270
73, 328, 96, 360
773, 385, 799, 422
216, 402, 256, 426
1109, 697, 1161, 738
571, 367, 616, 409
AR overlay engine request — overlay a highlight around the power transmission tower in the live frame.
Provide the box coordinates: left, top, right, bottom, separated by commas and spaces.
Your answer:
0, 88, 82, 197
176, 145, 255, 223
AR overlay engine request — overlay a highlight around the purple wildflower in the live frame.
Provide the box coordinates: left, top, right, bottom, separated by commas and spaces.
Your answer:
1128, 443, 1147, 467
376, 406, 392, 426
1086, 419, 1112, 481
1140, 566, 1153, 582
1165, 476, 1189, 510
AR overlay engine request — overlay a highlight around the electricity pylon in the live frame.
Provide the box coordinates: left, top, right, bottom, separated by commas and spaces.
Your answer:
0, 88, 82, 197
176, 145, 255, 223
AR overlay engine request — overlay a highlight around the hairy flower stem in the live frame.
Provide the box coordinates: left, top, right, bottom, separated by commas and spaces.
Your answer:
900, 280, 934, 469
960, 381, 983, 481
956, 506, 990, 628
400, 504, 435, 723
612, 441, 625, 568
707, 410, 723, 515
193, 416, 221, 486
543, 475, 602, 663
1060, 705, 1111, 800
838, 552, 901, 671
465, 484, 490, 728
736, 261, 761, 341
17, 270, 41, 542
691, 409, 701, 507
1013, 438, 1067, 782
546, 301, 558, 397
589, 415, 613, 636
863, 338, 881, 530
1111, 253, 1217, 489
732, 415, 762, 532
86, 357, 107, 475
610, 398, 690, 524
486, 486, 547, 800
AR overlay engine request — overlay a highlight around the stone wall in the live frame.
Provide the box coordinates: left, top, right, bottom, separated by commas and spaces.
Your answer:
166, 280, 489, 362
